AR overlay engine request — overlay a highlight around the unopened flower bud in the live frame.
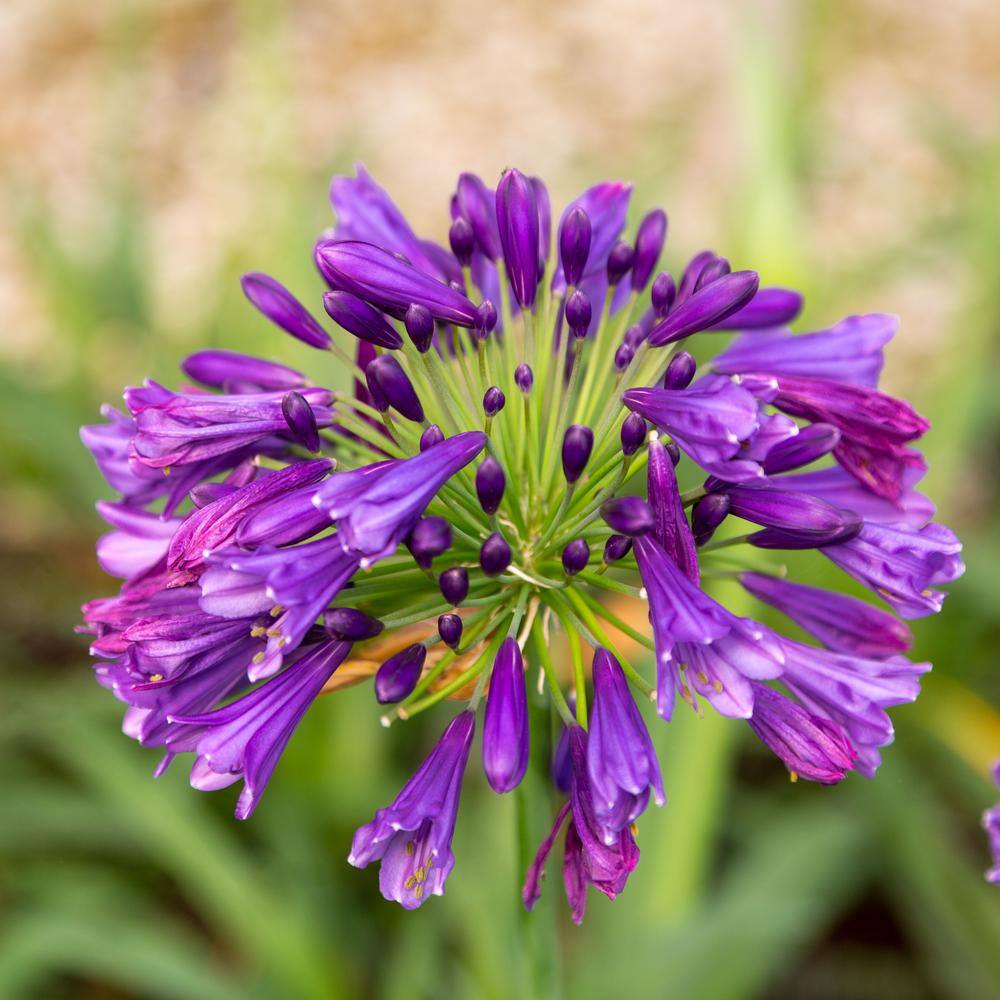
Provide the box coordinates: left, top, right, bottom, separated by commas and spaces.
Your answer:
631, 209, 668, 292
651, 272, 677, 318
614, 343, 634, 371
438, 613, 463, 650
483, 386, 506, 417
365, 355, 424, 422
281, 391, 320, 451
600, 496, 655, 536
480, 531, 512, 576
324, 608, 384, 641
439, 566, 469, 605
408, 515, 452, 568
475, 299, 498, 340
559, 206, 592, 287
603, 534, 633, 564
562, 424, 594, 484
624, 324, 647, 349
404, 303, 435, 353
692, 493, 731, 546
514, 363, 534, 393
420, 423, 444, 451
496, 168, 541, 309
620, 412, 647, 456
375, 643, 426, 703
561, 538, 590, 575
696, 256, 731, 289
607, 240, 635, 286
449, 217, 475, 267
475, 456, 506, 515
566, 290, 592, 338
323, 290, 402, 350
663, 351, 697, 390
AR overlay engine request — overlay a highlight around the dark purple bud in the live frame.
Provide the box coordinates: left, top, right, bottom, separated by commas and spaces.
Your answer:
709, 287, 804, 330
561, 538, 591, 575
696, 256, 731, 289
281, 391, 321, 451
675, 250, 717, 304
408, 515, 452, 568
365, 366, 389, 412
562, 424, 594, 484
692, 493, 730, 546
647, 271, 760, 347
762, 423, 841, 474
375, 643, 426, 703
483, 386, 506, 418
482, 637, 529, 793
420, 423, 444, 451
315, 241, 478, 327
631, 209, 668, 292
565, 289, 592, 339
614, 343, 635, 372
456, 173, 501, 260
439, 566, 469, 605
496, 168, 540, 309
664, 439, 681, 466
603, 534, 633, 564
475, 456, 506, 515
727, 486, 863, 549
747, 683, 856, 784
532, 176, 552, 270
621, 412, 647, 456
322, 290, 403, 350
365, 355, 424, 423
241, 272, 332, 349
606, 240, 635, 286
449, 217, 476, 267
480, 531, 512, 576
182, 350, 306, 391
651, 272, 676, 318
600, 496, 655, 536
475, 299, 498, 340
404, 303, 435, 353
663, 351, 697, 390
559, 206, 592, 287
514, 363, 534, 393
438, 613, 463, 650
624, 323, 647, 349
324, 607, 384, 641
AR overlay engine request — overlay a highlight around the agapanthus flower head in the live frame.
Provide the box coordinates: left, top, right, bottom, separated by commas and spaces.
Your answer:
81, 162, 961, 922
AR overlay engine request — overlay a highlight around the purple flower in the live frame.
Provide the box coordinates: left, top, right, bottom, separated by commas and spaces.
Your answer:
365, 355, 424, 423
630, 209, 667, 292
522, 726, 639, 925
455, 173, 502, 260
165, 459, 333, 582
646, 271, 759, 346
623, 379, 762, 482
315, 240, 477, 327
766, 465, 934, 529
95, 502, 182, 580
199, 534, 360, 679
313, 431, 486, 564
647, 435, 699, 583
599, 496, 654, 537
167, 639, 352, 818
322, 290, 403, 349
588, 648, 664, 839
740, 571, 913, 658
482, 637, 529, 793
778, 637, 930, 777
125, 381, 333, 470
634, 534, 783, 719
349, 711, 475, 909
330, 164, 460, 283
984, 763, 1000, 884
241, 272, 332, 350
707, 287, 803, 330
559, 206, 592, 287
822, 521, 964, 619
713, 313, 896, 387
723, 484, 862, 549
182, 350, 308, 392
496, 168, 540, 309
746, 682, 857, 783
760, 423, 841, 475
375, 643, 426, 703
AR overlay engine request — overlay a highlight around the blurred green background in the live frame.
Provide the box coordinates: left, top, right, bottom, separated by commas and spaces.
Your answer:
2, 1, 1000, 997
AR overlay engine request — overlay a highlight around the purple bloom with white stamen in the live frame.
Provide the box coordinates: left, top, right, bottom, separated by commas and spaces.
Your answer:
81, 161, 962, 924
349, 712, 474, 909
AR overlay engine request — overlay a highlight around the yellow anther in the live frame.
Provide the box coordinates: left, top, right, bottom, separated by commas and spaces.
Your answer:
269, 605, 283, 617
250, 626, 266, 638
713, 680, 724, 693
149, 673, 164, 683
252, 652, 265, 665
414, 884, 424, 899
414, 867, 426, 884
404, 875, 416, 890
163, 466, 172, 476
266, 628, 281, 638
789, 771, 799, 783
697, 670, 709, 685
405, 841, 415, 857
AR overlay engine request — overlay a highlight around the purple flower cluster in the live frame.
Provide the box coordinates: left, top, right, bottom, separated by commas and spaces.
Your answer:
81, 163, 965, 919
